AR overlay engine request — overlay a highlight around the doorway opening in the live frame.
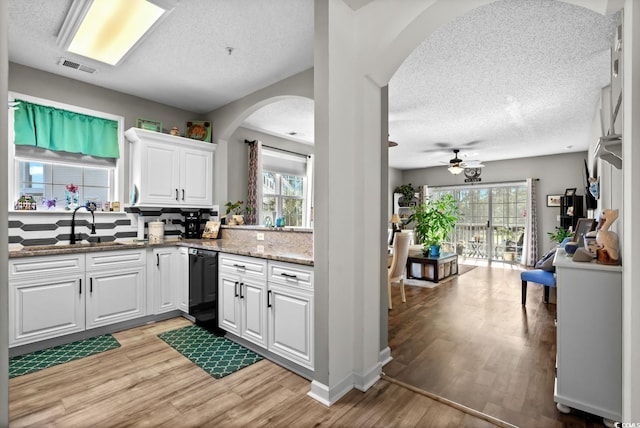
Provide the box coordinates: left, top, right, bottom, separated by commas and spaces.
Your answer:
427, 183, 528, 264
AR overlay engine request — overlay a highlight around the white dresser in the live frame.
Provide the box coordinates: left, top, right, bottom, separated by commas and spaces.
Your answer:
553, 248, 622, 422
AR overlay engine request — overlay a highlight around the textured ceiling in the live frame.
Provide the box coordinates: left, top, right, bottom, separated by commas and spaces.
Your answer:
8, 0, 617, 170
8, 0, 314, 113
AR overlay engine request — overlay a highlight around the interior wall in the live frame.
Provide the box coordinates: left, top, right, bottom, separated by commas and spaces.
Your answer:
226, 127, 314, 206
388, 167, 403, 223
8, 63, 204, 201
1, 1, 9, 424
402, 151, 589, 252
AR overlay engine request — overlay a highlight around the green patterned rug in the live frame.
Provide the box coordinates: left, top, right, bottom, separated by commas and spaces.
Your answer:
9, 334, 121, 379
158, 325, 262, 379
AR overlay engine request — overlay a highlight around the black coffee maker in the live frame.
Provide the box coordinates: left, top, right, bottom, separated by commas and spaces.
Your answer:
183, 211, 201, 239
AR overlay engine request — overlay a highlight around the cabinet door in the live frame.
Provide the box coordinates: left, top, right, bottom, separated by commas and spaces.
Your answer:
218, 274, 241, 335
268, 283, 314, 369
240, 278, 267, 347
140, 141, 181, 205
180, 147, 213, 207
86, 266, 146, 329
152, 247, 178, 314
9, 275, 85, 346
177, 247, 189, 313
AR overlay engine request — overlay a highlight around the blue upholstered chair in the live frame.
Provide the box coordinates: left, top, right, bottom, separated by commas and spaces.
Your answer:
521, 269, 556, 305
520, 238, 571, 305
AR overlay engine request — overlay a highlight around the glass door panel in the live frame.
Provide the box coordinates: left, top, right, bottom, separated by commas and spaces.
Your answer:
429, 183, 527, 262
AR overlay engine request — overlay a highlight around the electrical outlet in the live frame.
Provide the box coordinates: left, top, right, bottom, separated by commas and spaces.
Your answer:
256, 245, 265, 253
257, 232, 265, 241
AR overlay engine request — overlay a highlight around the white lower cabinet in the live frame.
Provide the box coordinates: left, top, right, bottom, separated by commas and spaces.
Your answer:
10, 273, 85, 346
267, 261, 314, 370
218, 254, 313, 370
85, 266, 146, 329
177, 247, 189, 313
9, 250, 146, 347
148, 247, 179, 314
268, 283, 313, 369
218, 254, 267, 347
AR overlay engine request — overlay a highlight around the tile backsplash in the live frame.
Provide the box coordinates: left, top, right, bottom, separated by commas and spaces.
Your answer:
8, 208, 215, 248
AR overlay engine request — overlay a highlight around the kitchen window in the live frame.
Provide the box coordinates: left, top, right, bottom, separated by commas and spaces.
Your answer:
262, 172, 305, 227
8, 92, 125, 211
260, 147, 311, 228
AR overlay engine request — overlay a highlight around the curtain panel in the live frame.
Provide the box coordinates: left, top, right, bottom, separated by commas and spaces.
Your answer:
246, 139, 262, 225
523, 177, 539, 266
14, 99, 119, 159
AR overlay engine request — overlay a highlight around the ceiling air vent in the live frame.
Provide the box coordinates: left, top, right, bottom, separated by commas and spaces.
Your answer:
58, 58, 97, 74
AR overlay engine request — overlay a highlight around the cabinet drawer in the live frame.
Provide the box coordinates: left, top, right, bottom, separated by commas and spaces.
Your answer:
268, 261, 313, 290
86, 249, 146, 271
9, 254, 84, 280
219, 254, 267, 278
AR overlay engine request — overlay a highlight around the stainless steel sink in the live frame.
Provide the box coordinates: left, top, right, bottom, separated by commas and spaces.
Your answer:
21, 242, 126, 251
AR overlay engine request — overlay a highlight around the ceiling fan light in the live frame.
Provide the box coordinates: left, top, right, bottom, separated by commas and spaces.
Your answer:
448, 165, 464, 175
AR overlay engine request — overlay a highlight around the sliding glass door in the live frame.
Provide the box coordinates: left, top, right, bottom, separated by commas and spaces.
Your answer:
428, 183, 527, 262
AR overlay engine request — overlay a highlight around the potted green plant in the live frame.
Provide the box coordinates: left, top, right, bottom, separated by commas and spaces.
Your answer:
408, 194, 462, 257
225, 200, 246, 225
547, 226, 572, 244
394, 183, 417, 206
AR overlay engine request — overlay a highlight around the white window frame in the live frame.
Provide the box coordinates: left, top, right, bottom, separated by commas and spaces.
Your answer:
8, 91, 125, 211
262, 171, 307, 227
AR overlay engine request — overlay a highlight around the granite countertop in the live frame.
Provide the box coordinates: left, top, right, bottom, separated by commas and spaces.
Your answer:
8, 238, 313, 266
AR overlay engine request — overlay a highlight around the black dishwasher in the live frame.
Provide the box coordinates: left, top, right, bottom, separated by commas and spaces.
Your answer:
188, 248, 220, 333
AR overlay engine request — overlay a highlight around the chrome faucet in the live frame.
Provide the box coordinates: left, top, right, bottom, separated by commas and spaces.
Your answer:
70, 202, 97, 244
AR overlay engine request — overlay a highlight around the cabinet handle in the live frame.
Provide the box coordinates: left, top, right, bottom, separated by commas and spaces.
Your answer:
267, 290, 272, 308
79, 278, 82, 295
157, 253, 160, 267
90, 278, 93, 293
234, 281, 239, 297
280, 272, 298, 279
175, 189, 179, 201
233, 264, 246, 270
182, 189, 185, 201
239, 282, 244, 299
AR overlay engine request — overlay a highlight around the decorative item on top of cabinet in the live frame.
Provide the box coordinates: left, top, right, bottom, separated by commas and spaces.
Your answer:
595, 208, 620, 264
126, 127, 216, 208
136, 118, 162, 132
186, 121, 211, 142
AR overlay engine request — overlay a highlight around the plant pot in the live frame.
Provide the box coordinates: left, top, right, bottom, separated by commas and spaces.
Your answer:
423, 244, 440, 258
232, 215, 244, 225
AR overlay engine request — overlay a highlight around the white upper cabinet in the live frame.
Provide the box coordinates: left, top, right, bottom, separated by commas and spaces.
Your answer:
126, 127, 216, 208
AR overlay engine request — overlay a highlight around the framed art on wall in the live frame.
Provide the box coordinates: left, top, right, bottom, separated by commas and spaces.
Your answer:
547, 194, 562, 207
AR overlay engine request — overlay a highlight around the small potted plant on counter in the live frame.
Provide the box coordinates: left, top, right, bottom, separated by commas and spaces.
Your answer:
408, 194, 462, 258
225, 200, 245, 225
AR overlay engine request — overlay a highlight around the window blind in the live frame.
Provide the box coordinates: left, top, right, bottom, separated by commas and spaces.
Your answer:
262, 148, 307, 176
13, 99, 120, 159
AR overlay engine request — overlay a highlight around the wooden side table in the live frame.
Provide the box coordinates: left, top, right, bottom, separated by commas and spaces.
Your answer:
406, 252, 458, 283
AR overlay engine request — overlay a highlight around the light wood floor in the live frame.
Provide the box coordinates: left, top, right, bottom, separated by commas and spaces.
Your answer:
10, 317, 495, 427
10, 262, 608, 427
385, 261, 607, 428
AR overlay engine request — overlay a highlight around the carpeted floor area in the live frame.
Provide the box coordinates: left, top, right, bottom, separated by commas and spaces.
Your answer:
9, 334, 121, 378
158, 324, 262, 379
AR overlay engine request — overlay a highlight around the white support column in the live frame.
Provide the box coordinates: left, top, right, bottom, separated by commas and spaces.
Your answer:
1, 0, 9, 424
623, 0, 640, 421
310, 0, 383, 405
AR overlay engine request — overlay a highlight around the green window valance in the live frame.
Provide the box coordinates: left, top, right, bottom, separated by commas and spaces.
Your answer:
13, 99, 120, 159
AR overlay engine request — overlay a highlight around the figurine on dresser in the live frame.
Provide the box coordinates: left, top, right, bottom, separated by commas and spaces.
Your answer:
595, 208, 620, 265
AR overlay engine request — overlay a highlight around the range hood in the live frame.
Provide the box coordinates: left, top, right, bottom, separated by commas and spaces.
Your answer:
594, 134, 622, 169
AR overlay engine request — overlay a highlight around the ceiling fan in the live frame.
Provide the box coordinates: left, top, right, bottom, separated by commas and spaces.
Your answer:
446, 149, 485, 175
